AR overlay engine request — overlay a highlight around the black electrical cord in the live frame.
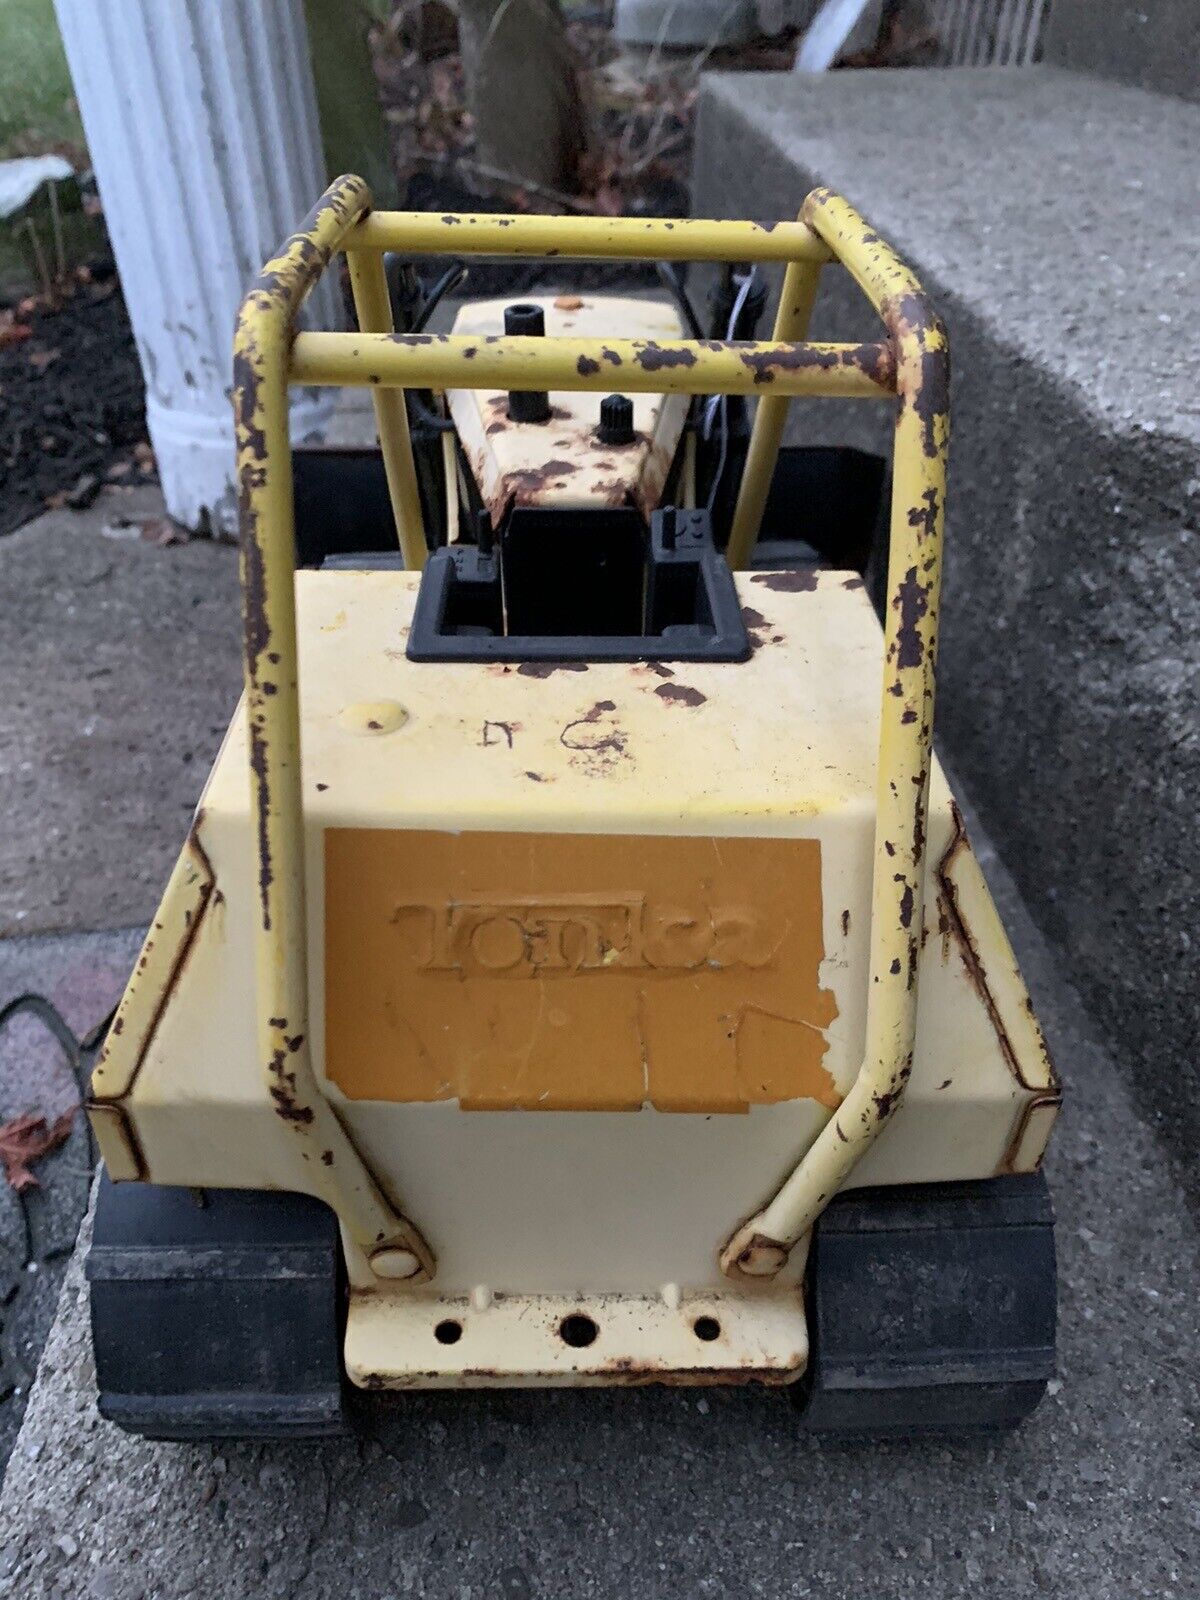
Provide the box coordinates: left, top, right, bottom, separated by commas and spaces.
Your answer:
410, 260, 468, 333
408, 392, 457, 433
655, 260, 704, 342
403, 261, 471, 434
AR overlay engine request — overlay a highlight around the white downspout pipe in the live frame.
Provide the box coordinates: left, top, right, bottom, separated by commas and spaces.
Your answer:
53, 0, 340, 534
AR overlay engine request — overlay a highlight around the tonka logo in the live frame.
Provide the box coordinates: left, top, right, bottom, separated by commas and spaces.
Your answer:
325, 828, 838, 1113
390, 895, 781, 977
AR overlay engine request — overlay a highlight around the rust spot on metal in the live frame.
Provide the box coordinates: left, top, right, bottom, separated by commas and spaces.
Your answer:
879, 291, 950, 460
576, 355, 601, 376
636, 341, 696, 372
525, 770, 548, 782
321, 1149, 334, 1165
733, 1233, 790, 1275
751, 569, 819, 594
732, 339, 894, 390
997, 1091, 1063, 1175
516, 660, 588, 678
740, 605, 770, 652
908, 485, 940, 544
842, 575, 864, 590
95, 827, 216, 1106
841, 909, 850, 936
505, 462, 581, 503
643, 661, 674, 678
654, 682, 707, 708
871, 1056, 913, 1122
895, 874, 915, 929
592, 477, 631, 507
937, 803, 1055, 1094
893, 565, 929, 669
560, 699, 628, 770
267, 1043, 315, 1125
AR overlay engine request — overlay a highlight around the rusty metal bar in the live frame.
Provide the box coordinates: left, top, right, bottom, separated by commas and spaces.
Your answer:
232, 175, 435, 1283
346, 210, 833, 263
234, 177, 946, 1293
289, 331, 893, 399
725, 228, 825, 570
343, 246, 427, 569
720, 187, 949, 1282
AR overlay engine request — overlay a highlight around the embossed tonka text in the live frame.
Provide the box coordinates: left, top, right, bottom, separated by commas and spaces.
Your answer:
325, 829, 840, 1111
389, 896, 781, 977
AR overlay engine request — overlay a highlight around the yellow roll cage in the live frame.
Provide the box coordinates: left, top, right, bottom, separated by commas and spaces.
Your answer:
232, 177, 949, 1285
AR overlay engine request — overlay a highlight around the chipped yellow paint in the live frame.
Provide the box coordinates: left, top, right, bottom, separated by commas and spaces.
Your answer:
231, 174, 435, 1279
444, 295, 688, 522
720, 187, 951, 1279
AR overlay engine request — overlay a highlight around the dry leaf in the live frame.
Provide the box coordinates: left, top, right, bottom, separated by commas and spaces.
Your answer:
553, 294, 584, 311
138, 516, 187, 546
0, 1108, 76, 1194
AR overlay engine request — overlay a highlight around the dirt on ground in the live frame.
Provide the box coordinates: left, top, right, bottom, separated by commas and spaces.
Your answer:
0, 271, 152, 540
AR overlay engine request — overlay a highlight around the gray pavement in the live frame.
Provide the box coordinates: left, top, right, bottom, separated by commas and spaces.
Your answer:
0, 928, 144, 1467
0, 488, 242, 938
0, 810, 1196, 1599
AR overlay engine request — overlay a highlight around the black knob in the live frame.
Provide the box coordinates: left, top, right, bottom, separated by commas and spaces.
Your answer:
504, 302, 545, 337
597, 393, 635, 446
504, 303, 551, 423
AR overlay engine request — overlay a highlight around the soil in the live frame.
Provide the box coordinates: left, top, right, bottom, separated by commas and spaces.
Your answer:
0, 273, 151, 539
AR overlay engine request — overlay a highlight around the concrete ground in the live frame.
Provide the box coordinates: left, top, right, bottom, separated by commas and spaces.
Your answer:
0, 806, 1197, 1598
0, 487, 242, 938
0, 928, 144, 1466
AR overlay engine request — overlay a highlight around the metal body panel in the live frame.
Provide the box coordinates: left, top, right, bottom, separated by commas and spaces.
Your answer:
445, 295, 689, 523
345, 1288, 807, 1391
89, 184, 1061, 1390
93, 568, 1057, 1319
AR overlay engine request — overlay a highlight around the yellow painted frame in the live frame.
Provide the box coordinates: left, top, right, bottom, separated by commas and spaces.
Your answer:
232, 177, 948, 1284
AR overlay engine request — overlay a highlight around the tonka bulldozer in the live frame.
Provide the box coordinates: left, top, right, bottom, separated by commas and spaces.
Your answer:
86, 179, 1060, 1438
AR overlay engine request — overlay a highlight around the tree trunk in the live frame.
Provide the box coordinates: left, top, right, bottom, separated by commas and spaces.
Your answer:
457, 0, 584, 194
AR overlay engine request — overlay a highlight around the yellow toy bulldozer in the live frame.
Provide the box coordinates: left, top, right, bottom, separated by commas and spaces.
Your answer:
85, 178, 1060, 1438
